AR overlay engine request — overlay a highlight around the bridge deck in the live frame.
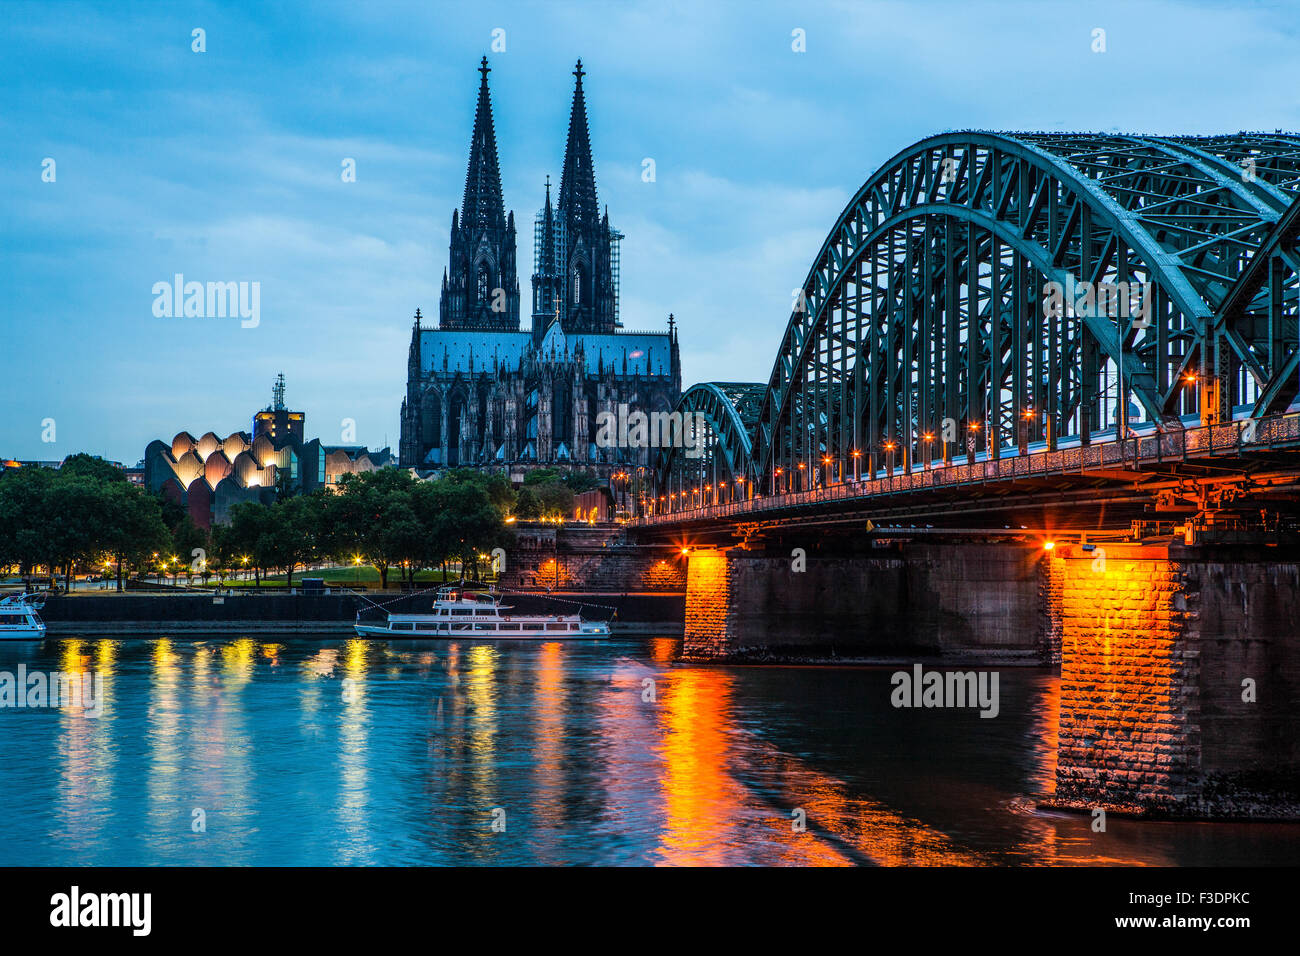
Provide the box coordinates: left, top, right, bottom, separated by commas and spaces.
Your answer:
636, 413, 1300, 536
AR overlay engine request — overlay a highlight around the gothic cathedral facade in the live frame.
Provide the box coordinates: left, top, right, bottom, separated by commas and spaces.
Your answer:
399, 58, 681, 477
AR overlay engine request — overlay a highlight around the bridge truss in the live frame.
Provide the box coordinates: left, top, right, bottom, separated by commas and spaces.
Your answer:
656, 132, 1300, 501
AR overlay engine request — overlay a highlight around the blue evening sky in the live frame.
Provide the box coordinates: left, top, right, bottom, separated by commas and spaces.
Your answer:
2, 0, 1297, 462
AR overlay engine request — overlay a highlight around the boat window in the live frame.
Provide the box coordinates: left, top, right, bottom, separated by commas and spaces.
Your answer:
474, 609, 497, 616
498, 623, 520, 631
451, 609, 471, 616
416, 623, 439, 631
392, 622, 415, 631
451, 622, 472, 631
521, 623, 544, 631
474, 623, 496, 631
545, 622, 568, 631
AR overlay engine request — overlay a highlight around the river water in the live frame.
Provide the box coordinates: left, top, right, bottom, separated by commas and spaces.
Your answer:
0, 635, 1295, 866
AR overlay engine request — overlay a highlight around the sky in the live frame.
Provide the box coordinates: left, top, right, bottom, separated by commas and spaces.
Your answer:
1, 0, 1298, 463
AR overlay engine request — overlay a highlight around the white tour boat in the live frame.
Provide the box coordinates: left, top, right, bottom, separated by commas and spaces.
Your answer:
0, 593, 47, 641
354, 585, 610, 640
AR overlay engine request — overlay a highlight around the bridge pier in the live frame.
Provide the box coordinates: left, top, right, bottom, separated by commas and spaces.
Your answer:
682, 541, 1049, 662
1045, 542, 1300, 818
680, 540, 1300, 818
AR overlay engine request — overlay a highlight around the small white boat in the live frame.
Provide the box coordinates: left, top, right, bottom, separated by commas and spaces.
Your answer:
355, 585, 609, 640
0, 593, 47, 641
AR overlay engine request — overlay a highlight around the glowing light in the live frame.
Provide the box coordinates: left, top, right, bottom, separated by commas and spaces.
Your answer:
1043, 541, 1055, 551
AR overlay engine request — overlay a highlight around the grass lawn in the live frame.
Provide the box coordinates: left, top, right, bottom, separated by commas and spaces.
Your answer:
213, 567, 483, 588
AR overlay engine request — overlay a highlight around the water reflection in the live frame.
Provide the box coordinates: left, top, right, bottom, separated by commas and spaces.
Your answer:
0, 636, 1295, 866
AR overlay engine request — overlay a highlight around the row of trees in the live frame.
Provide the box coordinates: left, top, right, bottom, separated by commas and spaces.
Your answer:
0, 454, 610, 591
215, 468, 512, 588
0, 461, 538, 591
0, 454, 193, 590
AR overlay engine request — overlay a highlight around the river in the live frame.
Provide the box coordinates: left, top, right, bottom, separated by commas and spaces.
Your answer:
0, 635, 1295, 865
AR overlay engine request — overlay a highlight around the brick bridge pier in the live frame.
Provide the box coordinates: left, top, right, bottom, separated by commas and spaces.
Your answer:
680, 541, 1300, 819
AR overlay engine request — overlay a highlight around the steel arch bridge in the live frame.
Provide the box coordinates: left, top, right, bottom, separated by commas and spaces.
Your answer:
655, 131, 1300, 502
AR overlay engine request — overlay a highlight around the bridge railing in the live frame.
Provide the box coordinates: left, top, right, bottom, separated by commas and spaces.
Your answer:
636, 412, 1300, 525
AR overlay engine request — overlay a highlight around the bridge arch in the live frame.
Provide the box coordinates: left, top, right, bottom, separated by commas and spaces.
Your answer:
654, 382, 764, 511
748, 131, 1300, 492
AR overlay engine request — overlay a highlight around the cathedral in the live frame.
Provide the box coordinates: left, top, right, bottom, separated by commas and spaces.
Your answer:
399, 58, 682, 477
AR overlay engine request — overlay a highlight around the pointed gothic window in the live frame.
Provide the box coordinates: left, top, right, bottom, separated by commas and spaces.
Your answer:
573, 264, 584, 306
477, 264, 490, 305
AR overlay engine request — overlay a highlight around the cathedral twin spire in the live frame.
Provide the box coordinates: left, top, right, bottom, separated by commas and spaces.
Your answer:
439, 56, 617, 339
461, 56, 507, 234
558, 60, 599, 239
440, 56, 519, 332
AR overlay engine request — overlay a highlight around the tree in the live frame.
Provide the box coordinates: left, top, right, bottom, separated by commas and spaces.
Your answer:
534, 482, 574, 520
424, 477, 511, 580
514, 487, 542, 520
226, 502, 271, 585
0, 466, 58, 585
256, 495, 317, 589
43, 474, 115, 592
444, 468, 516, 516
561, 471, 601, 493
329, 470, 421, 589
59, 453, 129, 485
102, 482, 170, 590
170, 517, 210, 586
